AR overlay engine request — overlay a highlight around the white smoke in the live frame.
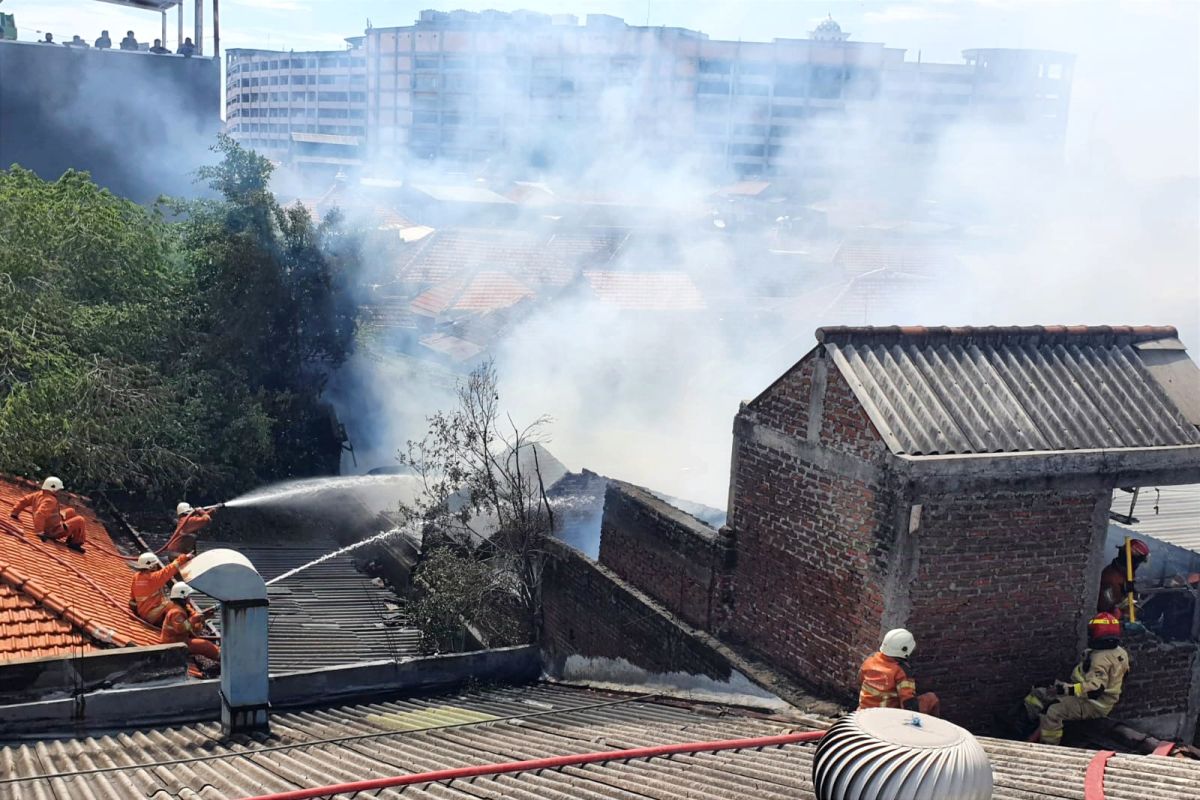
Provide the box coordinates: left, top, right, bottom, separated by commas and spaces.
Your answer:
307, 6, 1200, 508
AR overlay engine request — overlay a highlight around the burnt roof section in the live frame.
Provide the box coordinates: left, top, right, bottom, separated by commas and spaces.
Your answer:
814, 325, 1200, 456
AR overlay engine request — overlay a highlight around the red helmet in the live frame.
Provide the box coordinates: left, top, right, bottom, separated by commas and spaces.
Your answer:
1126, 539, 1151, 559
1088, 612, 1122, 641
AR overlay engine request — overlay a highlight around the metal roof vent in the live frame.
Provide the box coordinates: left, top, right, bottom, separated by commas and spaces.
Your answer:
813, 709, 993, 800
181, 549, 269, 735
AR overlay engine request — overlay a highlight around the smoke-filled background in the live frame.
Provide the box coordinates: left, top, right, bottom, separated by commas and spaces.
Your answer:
11, 1, 1199, 510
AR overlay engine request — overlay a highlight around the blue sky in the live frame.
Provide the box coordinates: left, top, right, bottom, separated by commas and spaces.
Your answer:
7, 1, 1198, 179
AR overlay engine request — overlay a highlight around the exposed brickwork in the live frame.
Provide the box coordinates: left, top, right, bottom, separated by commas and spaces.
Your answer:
727, 437, 895, 703
1118, 631, 1199, 724
905, 490, 1106, 731
598, 482, 723, 631
541, 539, 734, 682
816, 366, 888, 464
747, 358, 815, 440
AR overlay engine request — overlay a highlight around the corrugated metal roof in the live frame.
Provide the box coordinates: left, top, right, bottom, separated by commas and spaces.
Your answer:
1111, 485, 1200, 554
818, 326, 1200, 456
0, 476, 160, 660
1, 682, 1195, 799
140, 538, 422, 673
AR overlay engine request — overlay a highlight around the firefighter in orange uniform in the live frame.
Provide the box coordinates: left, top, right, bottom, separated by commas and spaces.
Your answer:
859, 628, 941, 716
129, 552, 192, 625
9, 477, 87, 552
163, 502, 218, 555
1097, 539, 1149, 617
161, 582, 221, 662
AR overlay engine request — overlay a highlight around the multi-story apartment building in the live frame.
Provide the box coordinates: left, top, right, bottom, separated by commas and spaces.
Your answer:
226, 11, 1074, 182
225, 41, 367, 166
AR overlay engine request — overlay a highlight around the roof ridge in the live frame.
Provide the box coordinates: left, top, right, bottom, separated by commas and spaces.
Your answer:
817, 325, 1179, 343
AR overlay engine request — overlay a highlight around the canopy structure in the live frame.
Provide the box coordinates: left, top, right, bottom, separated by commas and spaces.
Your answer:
90, 0, 218, 56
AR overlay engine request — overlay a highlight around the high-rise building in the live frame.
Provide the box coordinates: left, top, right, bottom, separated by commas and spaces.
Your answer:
225, 11, 1074, 183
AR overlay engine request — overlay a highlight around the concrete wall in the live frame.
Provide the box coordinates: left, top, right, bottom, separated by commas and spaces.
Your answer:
597, 481, 732, 631
0, 41, 220, 201
0, 646, 540, 736
0, 644, 188, 704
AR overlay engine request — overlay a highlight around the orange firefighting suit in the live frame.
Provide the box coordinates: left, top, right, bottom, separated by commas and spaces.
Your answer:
163, 509, 213, 554
130, 555, 191, 625
1037, 646, 1129, 744
161, 603, 220, 661
10, 490, 87, 546
859, 651, 941, 716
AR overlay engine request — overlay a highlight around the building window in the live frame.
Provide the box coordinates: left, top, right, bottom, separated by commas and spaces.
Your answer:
415, 56, 439, 70
698, 81, 730, 95
699, 58, 732, 74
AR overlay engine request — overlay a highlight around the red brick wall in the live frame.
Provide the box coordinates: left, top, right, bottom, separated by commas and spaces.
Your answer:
905, 490, 1106, 731
727, 355, 894, 702
598, 483, 728, 631
541, 539, 736, 682
1118, 631, 1199, 735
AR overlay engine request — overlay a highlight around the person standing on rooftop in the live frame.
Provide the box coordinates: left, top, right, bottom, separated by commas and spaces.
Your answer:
95, 29, 112, 49
119, 31, 138, 51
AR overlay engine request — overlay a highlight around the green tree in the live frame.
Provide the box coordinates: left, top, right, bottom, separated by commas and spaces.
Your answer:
176, 135, 357, 479
0, 137, 361, 499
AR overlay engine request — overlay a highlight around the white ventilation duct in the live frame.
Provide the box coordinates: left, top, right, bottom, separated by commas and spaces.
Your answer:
813, 709, 993, 800
180, 549, 269, 735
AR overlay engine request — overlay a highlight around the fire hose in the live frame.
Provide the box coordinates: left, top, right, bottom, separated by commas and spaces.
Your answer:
235, 731, 827, 800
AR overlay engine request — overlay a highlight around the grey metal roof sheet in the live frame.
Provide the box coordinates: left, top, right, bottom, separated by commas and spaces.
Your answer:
1, 683, 1196, 800
153, 539, 423, 672
1111, 485, 1200, 554
818, 326, 1200, 456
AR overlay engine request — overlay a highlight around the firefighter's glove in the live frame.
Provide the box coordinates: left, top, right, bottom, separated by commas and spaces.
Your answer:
1054, 680, 1073, 696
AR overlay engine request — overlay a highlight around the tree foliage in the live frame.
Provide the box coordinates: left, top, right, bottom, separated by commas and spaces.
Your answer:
0, 136, 359, 498
401, 361, 555, 644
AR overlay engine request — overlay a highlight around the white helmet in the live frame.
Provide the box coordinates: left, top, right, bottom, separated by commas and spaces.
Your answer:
42, 476, 64, 491
176, 502, 194, 518
136, 552, 163, 571
880, 628, 917, 659
169, 582, 194, 600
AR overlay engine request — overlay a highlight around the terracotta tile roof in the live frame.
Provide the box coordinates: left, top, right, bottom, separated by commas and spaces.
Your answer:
398, 229, 626, 289
411, 272, 536, 317
583, 271, 707, 311
0, 476, 159, 662
0, 583, 90, 661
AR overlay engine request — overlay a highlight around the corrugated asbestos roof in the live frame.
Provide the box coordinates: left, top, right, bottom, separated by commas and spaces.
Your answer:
1, 682, 1196, 799
1111, 485, 1200, 554
182, 543, 421, 672
0, 477, 160, 661
817, 326, 1200, 456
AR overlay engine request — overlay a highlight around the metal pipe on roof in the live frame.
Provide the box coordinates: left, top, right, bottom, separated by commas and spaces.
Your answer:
234, 731, 826, 800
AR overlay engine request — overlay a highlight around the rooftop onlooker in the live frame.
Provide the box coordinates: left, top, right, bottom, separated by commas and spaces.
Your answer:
67, 35, 89, 48
177, 37, 195, 56
119, 30, 138, 51
95, 29, 112, 49
149, 38, 169, 54
40, 32, 57, 45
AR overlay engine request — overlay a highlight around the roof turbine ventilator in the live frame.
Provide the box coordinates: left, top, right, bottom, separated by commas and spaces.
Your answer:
813, 709, 993, 800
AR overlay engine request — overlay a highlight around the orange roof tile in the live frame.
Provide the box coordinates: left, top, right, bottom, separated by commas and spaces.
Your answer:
0, 476, 160, 663
411, 272, 535, 317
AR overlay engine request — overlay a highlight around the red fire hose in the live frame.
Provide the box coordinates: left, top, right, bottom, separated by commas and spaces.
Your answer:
235, 730, 826, 800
